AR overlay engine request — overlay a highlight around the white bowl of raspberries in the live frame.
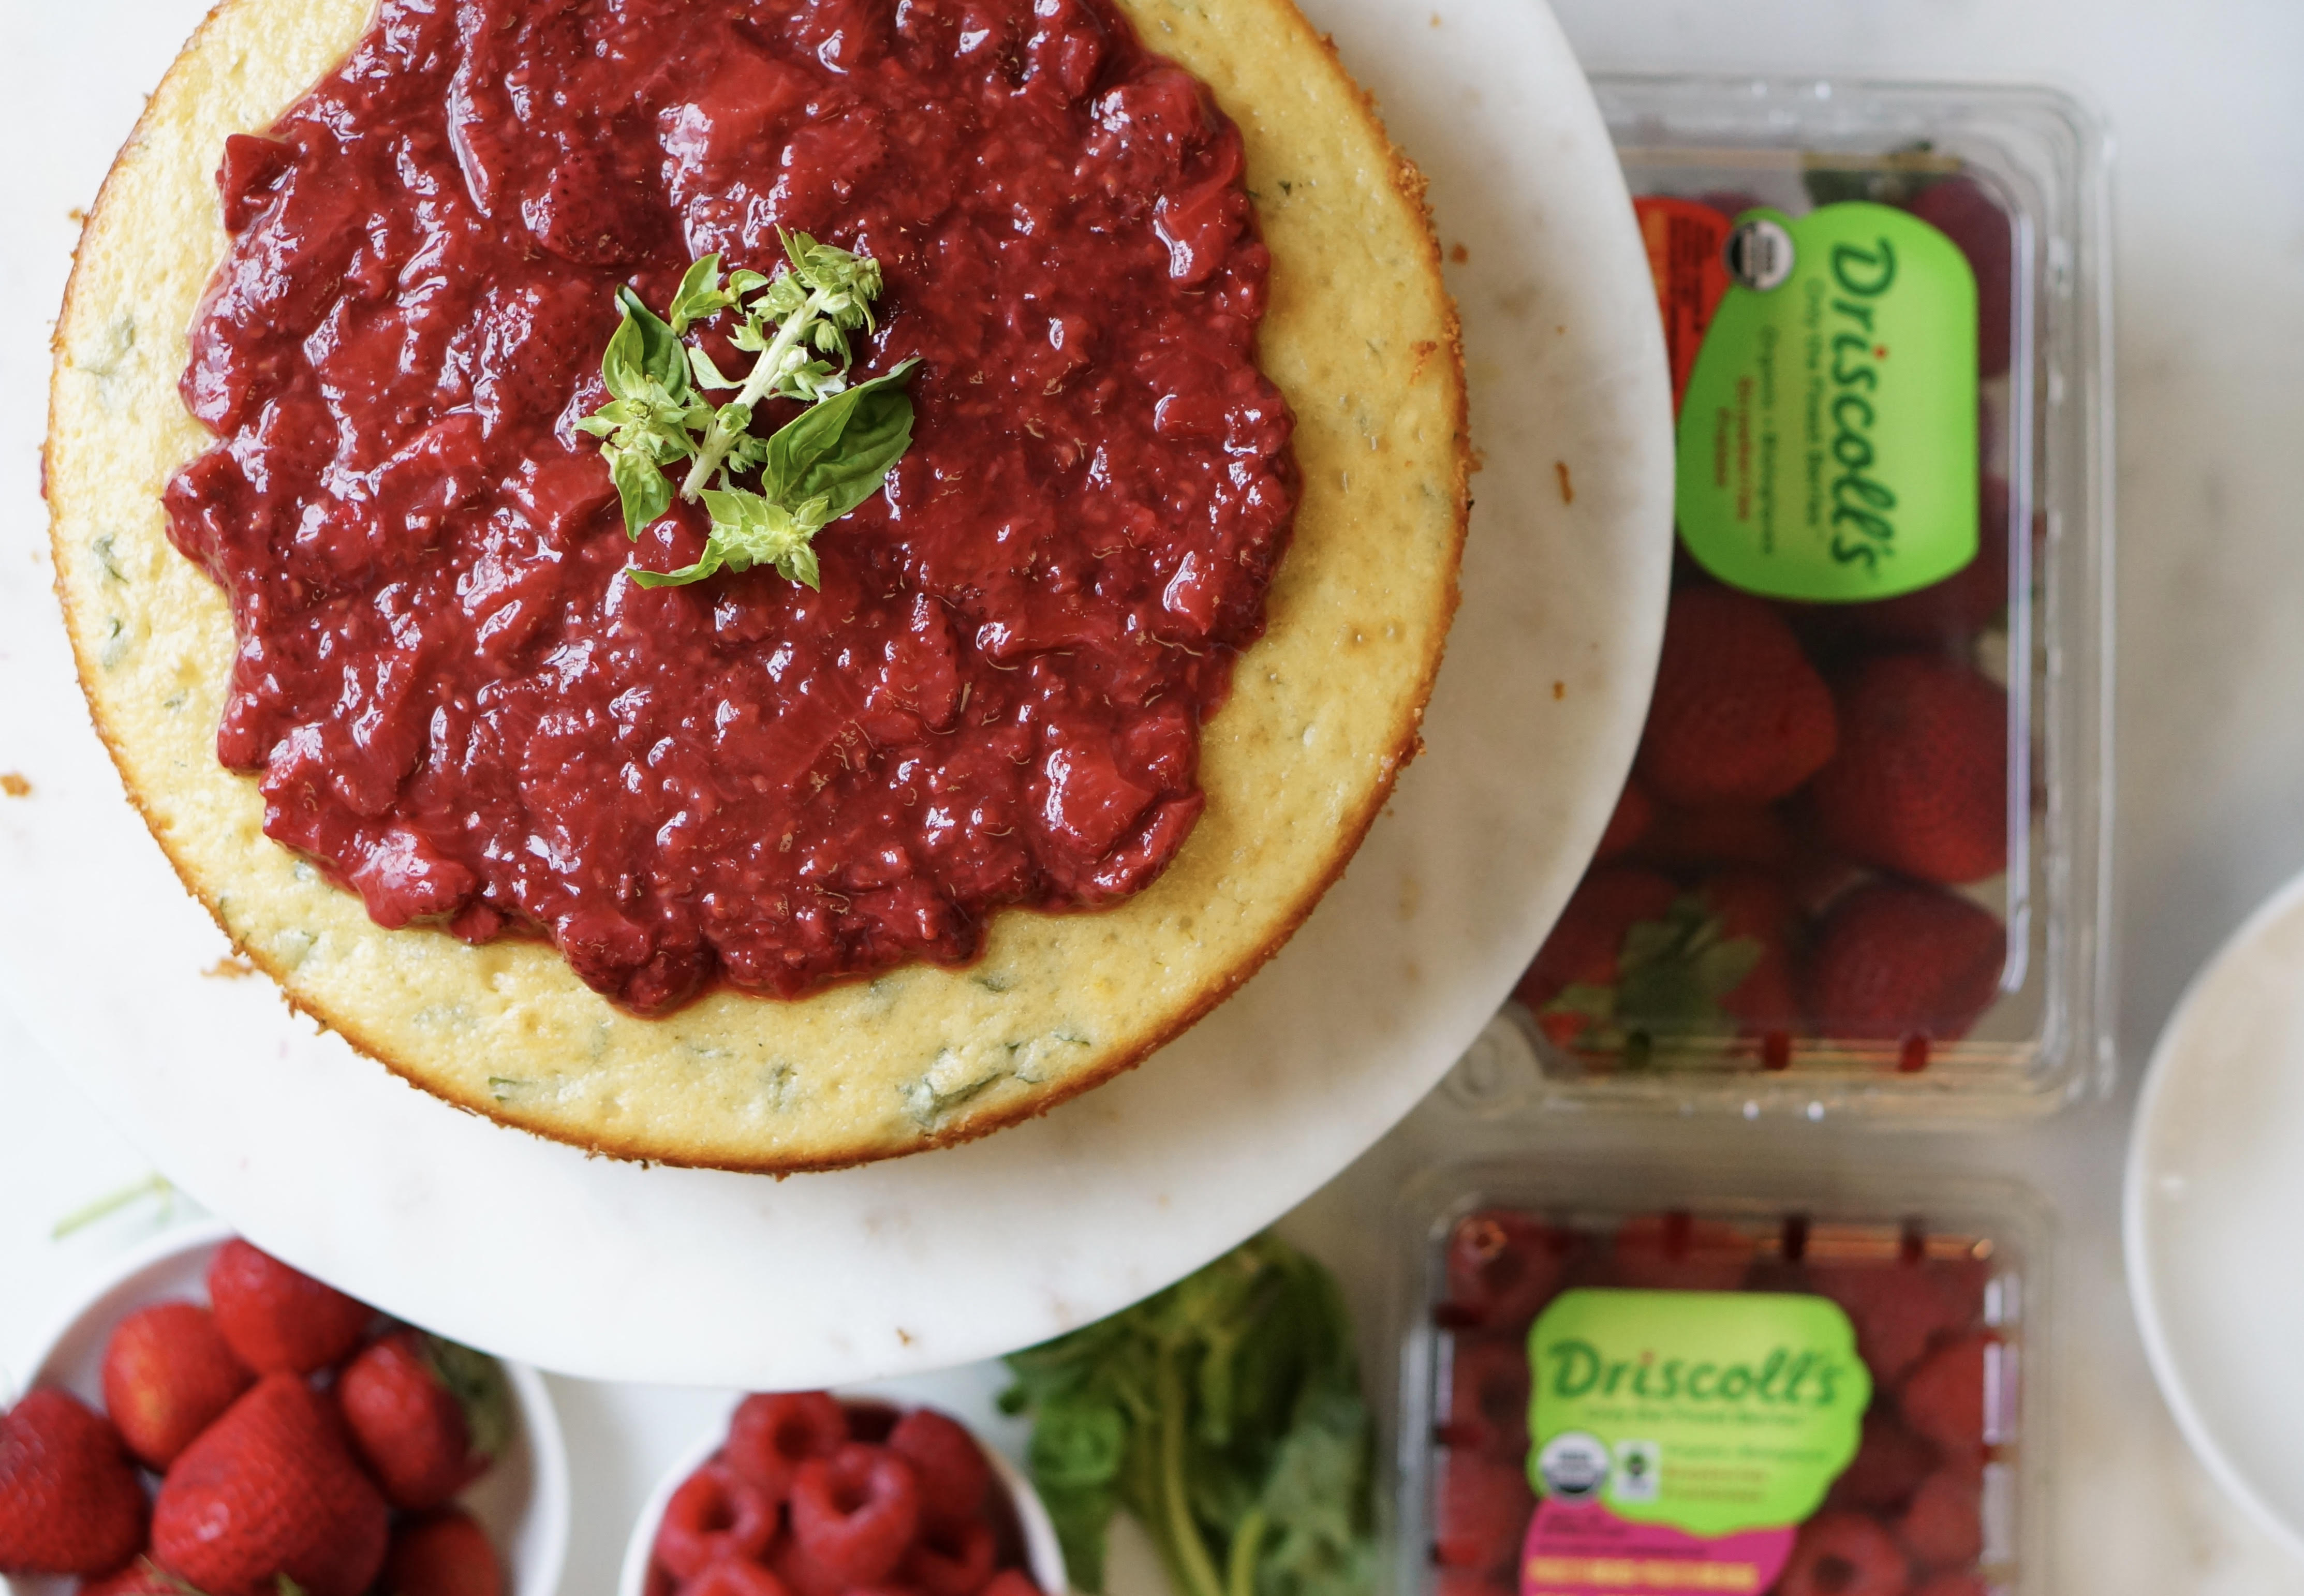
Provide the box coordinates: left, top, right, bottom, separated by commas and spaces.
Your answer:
619, 1393, 1067, 1596
0, 1220, 569, 1596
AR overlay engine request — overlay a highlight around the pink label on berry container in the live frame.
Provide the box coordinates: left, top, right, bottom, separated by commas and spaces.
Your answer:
1519, 1500, 1795, 1596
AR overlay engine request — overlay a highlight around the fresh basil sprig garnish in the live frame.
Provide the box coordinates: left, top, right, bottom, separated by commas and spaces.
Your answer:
576, 230, 915, 589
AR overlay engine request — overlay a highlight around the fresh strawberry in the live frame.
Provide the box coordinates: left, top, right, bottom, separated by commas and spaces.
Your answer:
1854, 479, 2011, 644
1592, 776, 1655, 862
1514, 866, 1677, 1045
0, 1387, 147, 1576
1805, 1262, 1975, 1384
1542, 883, 1790, 1057
151, 1372, 389, 1596
1635, 587, 1837, 806
1776, 1512, 1908, 1596
104, 1301, 254, 1469
1806, 883, 2005, 1045
338, 1329, 507, 1510
1810, 655, 2007, 885
1692, 870, 1801, 1039
377, 1508, 503, 1596
980, 1575, 1042, 1596
1607, 1214, 1753, 1292
1908, 176, 2013, 378
1900, 1334, 1995, 1455
79, 1556, 188, 1595
1826, 1411, 1937, 1514
206, 1239, 375, 1376
1631, 802, 1796, 870
1896, 1466, 1983, 1568
1431, 1452, 1531, 1575
1443, 1210, 1576, 1333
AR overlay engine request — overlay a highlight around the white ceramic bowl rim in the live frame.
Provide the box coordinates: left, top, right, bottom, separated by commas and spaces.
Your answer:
2123, 864, 2304, 1565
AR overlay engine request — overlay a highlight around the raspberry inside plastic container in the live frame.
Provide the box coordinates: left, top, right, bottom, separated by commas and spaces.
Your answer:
1399, 1175, 2045, 1596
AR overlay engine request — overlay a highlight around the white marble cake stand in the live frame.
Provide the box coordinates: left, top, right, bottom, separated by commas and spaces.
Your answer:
0, 0, 1672, 1384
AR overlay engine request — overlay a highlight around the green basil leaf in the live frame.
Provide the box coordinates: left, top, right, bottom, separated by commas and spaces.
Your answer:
614, 285, 690, 397
762, 358, 920, 521
608, 446, 672, 539
667, 253, 734, 334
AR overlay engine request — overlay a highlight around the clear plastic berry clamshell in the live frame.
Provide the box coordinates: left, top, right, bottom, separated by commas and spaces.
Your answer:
1497, 79, 2113, 1120
1391, 1158, 2051, 1596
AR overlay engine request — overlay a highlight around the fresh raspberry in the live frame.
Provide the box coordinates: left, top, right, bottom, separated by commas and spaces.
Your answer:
1434, 1573, 1512, 1596
0, 1387, 148, 1577
1806, 883, 2005, 1046
1901, 1334, 1995, 1454
1810, 655, 2007, 886
790, 1444, 922, 1585
1896, 1466, 1983, 1568
1443, 1210, 1576, 1333
1826, 1412, 1936, 1514
727, 1393, 850, 1501
888, 1409, 992, 1531
655, 1461, 779, 1581
1910, 1574, 1988, 1596
1607, 1214, 1753, 1292
1805, 1263, 1974, 1384
1593, 777, 1655, 862
1636, 587, 1837, 807
102, 1301, 254, 1469
684, 1562, 794, 1596
1776, 1511, 1909, 1596
1431, 1452, 1531, 1575
901, 1517, 997, 1596
769, 1534, 849, 1596
378, 1508, 503, 1596
1515, 868, 1679, 1045
206, 1239, 375, 1375
1440, 1336, 1529, 1459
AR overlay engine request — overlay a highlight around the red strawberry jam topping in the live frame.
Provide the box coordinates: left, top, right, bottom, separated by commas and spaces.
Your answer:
164, 0, 1296, 1013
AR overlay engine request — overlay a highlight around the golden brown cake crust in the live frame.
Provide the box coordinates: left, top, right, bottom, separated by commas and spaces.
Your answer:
47, 0, 1468, 1172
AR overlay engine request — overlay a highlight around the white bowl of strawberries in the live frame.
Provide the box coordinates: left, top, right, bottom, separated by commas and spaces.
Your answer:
620, 1392, 1067, 1596
0, 1221, 568, 1596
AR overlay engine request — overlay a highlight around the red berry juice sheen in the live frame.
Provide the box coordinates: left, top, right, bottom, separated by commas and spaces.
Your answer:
164, 0, 1297, 1013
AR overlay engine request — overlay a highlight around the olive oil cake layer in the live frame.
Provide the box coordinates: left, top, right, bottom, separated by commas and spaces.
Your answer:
48, 0, 1467, 1171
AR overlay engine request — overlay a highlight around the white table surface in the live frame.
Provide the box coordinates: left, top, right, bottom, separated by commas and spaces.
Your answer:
5, 1, 2301, 1592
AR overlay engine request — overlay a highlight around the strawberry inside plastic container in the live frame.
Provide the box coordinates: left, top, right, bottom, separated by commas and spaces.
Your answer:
1509, 75, 2112, 1121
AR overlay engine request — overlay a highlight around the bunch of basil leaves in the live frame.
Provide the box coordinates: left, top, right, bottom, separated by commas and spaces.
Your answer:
1000, 1234, 1376, 1596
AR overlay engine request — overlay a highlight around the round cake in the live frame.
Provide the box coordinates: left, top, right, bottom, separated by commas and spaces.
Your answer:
46, 0, 1466, 1170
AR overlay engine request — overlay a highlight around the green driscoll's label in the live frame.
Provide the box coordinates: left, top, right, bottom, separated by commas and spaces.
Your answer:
1527, 1288, 1872, 1538
1676, 202, 1978, 602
